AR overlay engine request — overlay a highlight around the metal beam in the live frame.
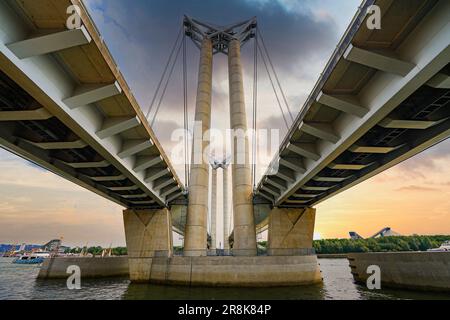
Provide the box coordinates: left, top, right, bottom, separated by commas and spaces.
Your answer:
275, 167, 296, 183
257, 190, 274, 202
313, 176, 352, 183
261, 185, 280, 197
66, 160, 110, 169
160, 184, 179, 198
128, 200, 155, 205
427, 73, 450, 89
299, 122, 340, 144
293, 193, 320, 198
120, 194, 148, 199
90, 174, 126, 182
0, 107, 53, 121
118, 139, 153, 159
107, 185, 139, 191
344, 45, 415, 77
96, 116, 141, 139
285, 199, 309, 204
301, 185, 333, 191
167, 191, 184, 203
317, 92, 368, 118
63, 82, 122, 109
328, 163, 368, 170
145, 167, 170, 183
379, 118, 437, 130
153, 177, 175, 191
348, 145, 397, 154
286, 142, 321, 161
29, 139, 87, 150
7, 27, 92, 59
265, 176, 286, 191
134, 155, 163, 172
279, 157, 305, 173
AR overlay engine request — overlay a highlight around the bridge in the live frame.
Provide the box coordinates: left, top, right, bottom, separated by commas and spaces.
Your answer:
0, 0, 449, 286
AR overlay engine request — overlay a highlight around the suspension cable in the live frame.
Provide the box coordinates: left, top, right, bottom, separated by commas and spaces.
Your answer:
145, 27, 183, 120
183, 32, 190, 188
251, 29, 258, 189
150, 38, 184, 127
258, 29, 295, 124
258, 41, 290, 130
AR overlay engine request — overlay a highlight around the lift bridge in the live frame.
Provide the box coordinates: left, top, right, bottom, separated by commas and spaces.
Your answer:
0, 0, 449, 284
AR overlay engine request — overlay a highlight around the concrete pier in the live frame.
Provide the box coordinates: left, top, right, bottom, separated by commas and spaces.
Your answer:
184, 38, 213, 257
127, 255, 322, 287
123, 208, 173, 281
268, 208, 316, 256
228, 39, 257, 256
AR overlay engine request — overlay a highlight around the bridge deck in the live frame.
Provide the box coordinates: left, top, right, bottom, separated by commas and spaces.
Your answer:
0, 0, 184, 209
255, 0, 450, 210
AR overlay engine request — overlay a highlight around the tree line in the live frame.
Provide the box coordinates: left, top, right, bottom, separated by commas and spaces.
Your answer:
312, 235, 450, 254
64, 235, 450, 256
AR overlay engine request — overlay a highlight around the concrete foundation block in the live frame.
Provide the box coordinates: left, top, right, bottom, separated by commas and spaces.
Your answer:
268, 207, 316, 256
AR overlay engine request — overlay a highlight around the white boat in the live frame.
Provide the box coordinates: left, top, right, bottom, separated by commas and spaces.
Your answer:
428, 241, 450, 252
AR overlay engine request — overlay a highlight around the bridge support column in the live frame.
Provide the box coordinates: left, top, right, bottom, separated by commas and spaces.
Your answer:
123, 208, 173, 282
223, 164, 230, 251
228, 39, 257, 256
267, 208, 316, 256
210, 167, 217, 252
184, 38, 213, 257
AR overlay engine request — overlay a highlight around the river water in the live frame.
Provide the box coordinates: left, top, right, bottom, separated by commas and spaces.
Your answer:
0, 257, 448, 300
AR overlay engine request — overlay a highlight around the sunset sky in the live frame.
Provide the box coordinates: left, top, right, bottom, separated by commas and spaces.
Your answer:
0, 0, 449, 247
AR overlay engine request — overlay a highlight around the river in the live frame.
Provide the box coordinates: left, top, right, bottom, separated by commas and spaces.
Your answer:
0, 257, 448, 300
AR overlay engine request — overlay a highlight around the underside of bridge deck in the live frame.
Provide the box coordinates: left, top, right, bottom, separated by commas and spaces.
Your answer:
255, 0, 450, 214
0, 0, 185, 216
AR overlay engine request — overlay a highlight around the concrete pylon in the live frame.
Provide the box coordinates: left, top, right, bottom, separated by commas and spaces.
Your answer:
184, 38, 213, 257
223, 163, 230, 250
228, 39, 257, 256
210, 165, 218, 251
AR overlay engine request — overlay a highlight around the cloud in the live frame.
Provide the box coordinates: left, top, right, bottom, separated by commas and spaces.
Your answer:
83, 0, 356, 148
395, 185, 438, 192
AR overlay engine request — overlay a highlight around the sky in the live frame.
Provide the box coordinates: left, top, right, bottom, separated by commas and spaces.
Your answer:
1, 0, 450, 247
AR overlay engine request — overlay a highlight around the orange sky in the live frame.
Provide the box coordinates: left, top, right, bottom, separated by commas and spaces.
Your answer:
1, 139, 449, 247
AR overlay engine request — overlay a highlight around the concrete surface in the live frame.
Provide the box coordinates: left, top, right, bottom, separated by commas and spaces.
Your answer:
228, 39, 257, 256
267, 208, 316, 256
38, 257, 129, 279
184, 38, 213, 257
129, 255, 322, 287
348, 252, 450, 292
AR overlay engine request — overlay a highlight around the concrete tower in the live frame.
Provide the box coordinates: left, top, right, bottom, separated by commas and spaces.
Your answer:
184, 16, 258, 257
183, 37, 213, 257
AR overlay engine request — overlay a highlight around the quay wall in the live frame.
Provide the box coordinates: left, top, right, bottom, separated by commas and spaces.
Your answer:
38, 257, 129, 279
348, 252, 450, 292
